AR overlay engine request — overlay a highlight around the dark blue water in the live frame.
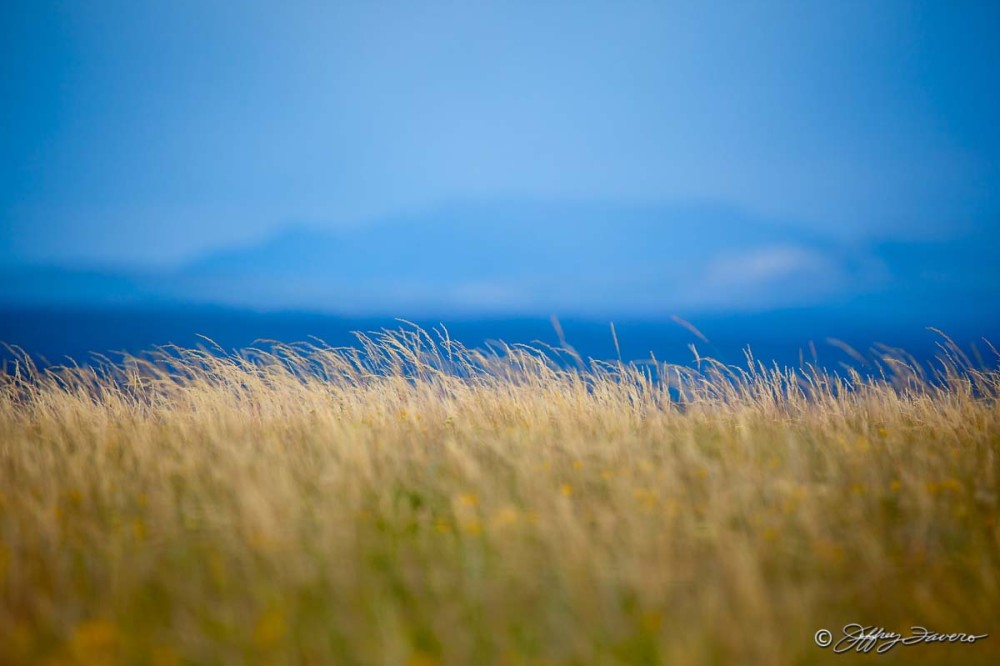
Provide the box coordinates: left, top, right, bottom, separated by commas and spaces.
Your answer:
1, 305, 996, 372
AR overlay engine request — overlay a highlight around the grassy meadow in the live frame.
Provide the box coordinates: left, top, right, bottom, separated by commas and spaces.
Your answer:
1, 326, 998, 664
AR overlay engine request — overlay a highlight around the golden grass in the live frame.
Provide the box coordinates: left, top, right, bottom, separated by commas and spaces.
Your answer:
1, 326, 998, 664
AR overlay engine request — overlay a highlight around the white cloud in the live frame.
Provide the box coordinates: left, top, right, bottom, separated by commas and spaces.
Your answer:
706, 245, 834, 286
686, 245, 848, 310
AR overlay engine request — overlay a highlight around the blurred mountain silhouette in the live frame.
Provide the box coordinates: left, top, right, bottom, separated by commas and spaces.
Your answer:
2, 201, 997, 329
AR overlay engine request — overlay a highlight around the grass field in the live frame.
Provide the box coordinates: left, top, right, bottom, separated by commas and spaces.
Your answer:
1, 326, 998, 664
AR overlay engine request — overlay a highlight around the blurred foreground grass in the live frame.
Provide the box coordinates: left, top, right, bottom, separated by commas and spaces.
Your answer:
1, 327, 998, 664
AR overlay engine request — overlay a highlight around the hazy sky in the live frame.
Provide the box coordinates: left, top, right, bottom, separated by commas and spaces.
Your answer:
2, 0, 999, 267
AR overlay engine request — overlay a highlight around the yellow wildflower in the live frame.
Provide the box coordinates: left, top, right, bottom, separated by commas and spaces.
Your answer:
70, 619, 120, 661
253, 608, 287, 649
492, 507, 520, 528
407, 652, 441, 666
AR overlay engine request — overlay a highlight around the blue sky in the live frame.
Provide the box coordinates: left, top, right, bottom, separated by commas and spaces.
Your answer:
1, 1, 998, 315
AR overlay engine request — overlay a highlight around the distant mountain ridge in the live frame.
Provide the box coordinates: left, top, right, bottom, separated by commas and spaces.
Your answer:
170, 200, 856, 314
2, 200, 997, 328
